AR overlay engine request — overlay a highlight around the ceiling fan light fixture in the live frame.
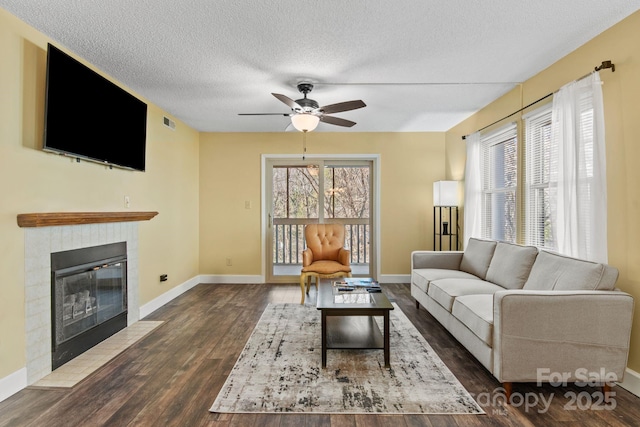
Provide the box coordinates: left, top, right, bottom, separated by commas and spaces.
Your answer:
291, 113, 319, 132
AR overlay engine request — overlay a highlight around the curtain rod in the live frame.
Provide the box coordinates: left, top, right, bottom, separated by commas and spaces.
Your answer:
461, 60, 615, 140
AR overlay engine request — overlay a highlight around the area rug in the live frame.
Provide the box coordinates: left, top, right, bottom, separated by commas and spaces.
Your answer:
210, 303, 483, 414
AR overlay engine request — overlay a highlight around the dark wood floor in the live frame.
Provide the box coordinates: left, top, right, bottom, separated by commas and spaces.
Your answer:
1, 283, 639, 426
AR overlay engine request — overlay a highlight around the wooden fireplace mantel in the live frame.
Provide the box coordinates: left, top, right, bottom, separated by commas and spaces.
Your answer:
17, 211, 159, 228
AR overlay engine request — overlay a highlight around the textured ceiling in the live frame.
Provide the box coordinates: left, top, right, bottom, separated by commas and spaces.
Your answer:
1, 1, 639, 132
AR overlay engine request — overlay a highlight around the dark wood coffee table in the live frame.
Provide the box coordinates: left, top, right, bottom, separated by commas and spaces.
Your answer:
316, 279, 394, 368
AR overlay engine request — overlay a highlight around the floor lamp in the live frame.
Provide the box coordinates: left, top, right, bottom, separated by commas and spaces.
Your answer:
433, 181, 459, 251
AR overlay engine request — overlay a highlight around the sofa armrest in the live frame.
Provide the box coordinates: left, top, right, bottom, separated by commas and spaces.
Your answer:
493, 290, 634, 383
411, 250, 463, 270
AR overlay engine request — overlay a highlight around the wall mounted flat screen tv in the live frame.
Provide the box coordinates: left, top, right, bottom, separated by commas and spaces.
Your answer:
44, 43, 148, 171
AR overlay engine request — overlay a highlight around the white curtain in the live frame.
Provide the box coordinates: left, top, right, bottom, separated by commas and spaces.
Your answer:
549, 72, 608, 262
463, 132, 482, 248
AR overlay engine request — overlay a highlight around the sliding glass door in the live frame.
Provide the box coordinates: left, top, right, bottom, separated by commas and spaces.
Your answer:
266, 158, 374, 283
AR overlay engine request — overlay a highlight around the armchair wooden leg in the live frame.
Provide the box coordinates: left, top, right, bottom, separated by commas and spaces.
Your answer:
300, 273, 307, 304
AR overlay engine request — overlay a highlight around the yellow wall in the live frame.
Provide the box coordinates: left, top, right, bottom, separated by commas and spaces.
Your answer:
0, 10, 200, 379
446, 10, 640, 372
199, 132, 446, 276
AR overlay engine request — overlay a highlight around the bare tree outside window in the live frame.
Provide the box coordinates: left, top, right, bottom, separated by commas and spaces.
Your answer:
272, 165, 370, 265
272, 166, 319, 219
324, 166, 370, 219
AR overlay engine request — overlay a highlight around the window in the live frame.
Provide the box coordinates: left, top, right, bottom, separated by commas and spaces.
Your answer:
480, 124, 517, 243
472, 74, 605, 258
524, 105, 554, 249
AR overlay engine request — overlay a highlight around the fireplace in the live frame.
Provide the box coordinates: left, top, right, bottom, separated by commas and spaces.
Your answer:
18, 212, 157, 384
51, 242, 128, 369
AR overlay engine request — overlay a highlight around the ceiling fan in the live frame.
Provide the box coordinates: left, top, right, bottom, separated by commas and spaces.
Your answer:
238, 83, 366, 131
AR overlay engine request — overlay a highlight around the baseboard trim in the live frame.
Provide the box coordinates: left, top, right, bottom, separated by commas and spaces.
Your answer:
0, 368, 27, 403
198, 274, 265, 284
379, 274, 410, 284
620, 367, 640, 397
139, 275, 201, 319
195, 274, 408, 284
196, 275, 408, 284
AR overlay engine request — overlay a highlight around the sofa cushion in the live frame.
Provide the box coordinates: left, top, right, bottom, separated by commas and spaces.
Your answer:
452, 294, 494, 346
428, 278, 504, 312
411, 268, 480, 294
523, 250, 619, 291
486, 242, 538, 289
459, 238, 497, 280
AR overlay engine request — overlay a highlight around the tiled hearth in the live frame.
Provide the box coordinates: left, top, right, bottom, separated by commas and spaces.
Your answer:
23, 220, 143, 385
33, 320, 163, 388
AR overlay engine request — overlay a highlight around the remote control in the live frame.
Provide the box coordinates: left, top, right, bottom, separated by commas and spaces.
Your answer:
367, 288, 382, 293
338, 287, 354, 292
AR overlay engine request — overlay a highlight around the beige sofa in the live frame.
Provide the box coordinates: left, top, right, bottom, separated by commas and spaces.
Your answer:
411, 238, 634, 396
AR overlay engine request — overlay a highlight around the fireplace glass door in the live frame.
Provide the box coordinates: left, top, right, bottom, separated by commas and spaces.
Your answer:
51, 242, 128, 369
55, 260, 127, 346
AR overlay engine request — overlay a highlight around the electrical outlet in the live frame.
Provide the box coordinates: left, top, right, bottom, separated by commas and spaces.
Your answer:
124, 196, 131, 209
160, 274, 168, 282
226, 258, 232, 266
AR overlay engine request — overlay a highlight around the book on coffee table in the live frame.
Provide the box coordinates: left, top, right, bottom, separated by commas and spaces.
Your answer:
333, 277, 380, 289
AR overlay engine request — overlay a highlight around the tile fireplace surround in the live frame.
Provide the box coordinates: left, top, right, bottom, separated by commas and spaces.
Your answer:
18, 212, 157, 385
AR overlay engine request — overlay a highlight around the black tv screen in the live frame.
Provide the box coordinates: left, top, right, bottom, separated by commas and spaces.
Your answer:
44, 43, 147, 171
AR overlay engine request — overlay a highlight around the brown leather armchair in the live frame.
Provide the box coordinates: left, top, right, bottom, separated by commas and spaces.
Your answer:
300, 223, 352, 304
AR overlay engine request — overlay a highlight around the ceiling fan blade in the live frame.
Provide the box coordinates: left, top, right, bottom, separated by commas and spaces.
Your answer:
272, 93, 302, 110
320, 115, 356, 128
238, 113, 291, 116
317, 100, 366, 115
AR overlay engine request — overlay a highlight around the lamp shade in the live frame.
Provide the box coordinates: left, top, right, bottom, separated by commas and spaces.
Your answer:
433, 181, 458, 206
291, 113, 320, 132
